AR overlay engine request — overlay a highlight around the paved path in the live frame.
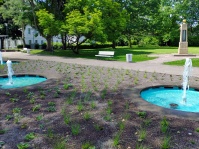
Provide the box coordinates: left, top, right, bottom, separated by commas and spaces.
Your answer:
2, 52, 199, 77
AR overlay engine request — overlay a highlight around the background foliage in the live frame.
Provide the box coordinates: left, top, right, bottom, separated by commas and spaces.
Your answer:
0, 0, 199, 51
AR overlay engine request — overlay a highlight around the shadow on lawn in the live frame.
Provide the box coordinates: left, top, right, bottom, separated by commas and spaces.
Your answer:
33, 47, 155, 61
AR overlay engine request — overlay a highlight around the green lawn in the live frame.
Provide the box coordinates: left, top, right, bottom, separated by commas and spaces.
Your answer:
164, 58, 199, 67
30, 46, 199, 62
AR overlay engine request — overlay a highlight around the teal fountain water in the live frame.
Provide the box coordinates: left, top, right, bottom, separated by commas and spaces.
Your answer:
0, 60, 47, 89
140, 58, 199, 112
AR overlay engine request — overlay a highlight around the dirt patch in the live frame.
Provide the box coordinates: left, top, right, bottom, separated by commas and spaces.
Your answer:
0, 60, 199, 149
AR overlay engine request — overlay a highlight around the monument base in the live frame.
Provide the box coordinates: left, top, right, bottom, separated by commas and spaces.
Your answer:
178, 42, 188, 54
173, 54, 196, 57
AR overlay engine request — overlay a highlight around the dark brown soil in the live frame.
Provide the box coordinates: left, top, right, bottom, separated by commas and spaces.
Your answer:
0, 60, 199, 149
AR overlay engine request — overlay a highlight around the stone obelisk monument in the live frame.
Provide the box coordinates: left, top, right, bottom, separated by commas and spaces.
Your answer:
178, 19, 188, 54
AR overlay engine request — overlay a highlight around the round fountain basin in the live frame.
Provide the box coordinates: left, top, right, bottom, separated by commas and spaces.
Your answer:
2, 61, 20, 64
140, 86, 199, 113
0, 75, 47, 89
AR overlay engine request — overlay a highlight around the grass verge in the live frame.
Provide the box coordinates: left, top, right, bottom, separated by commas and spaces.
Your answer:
164, 58, 199, 67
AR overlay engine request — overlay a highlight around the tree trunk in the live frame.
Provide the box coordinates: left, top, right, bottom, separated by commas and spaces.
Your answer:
46, 36, 53, 51
21, 24, 26, 48
72, 42, 79, 54
28, 0, 38, 30
128, 35, 132, 48
61, 33, 67, 50
0, 38, 3, 50
112, 40, 116, 49
72, 36, 80, 54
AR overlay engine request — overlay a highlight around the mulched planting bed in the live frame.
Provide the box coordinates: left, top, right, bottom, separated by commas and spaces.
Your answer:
0, 60, 199, 149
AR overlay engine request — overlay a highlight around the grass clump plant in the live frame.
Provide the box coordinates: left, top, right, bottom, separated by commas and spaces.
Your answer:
24, 132, 36, 141
94, 124, 103, 131
27, 92, 34, 99
5, 114, 13, 121
17, 142, 30, 149
32, 104, 41, 112
12, 107, 22, 123
48, 101, 56, 106
142, 119, 152, 127
113, 132, 121, 147
0, 129, 7, 134
160, 117, 169, 134
71, 123, 81, 135
13, 107, 22, 114
5, 91, 11, 96
135, 144, 150, 149
195, 127, 199, 132
63, 83, 72, 90
104, 114, 111, 122
10, 97, 19, 102
90, 101, 96, 109
77, 101, 84, 111
36, 114, 43, 121
47, 106, 56, 112
47, 128, 54, 138
63, 114, 71, 125
82, 141, 95, 149
137, 128, 147, 142
136, 111, 147, 118
53, 137, 67, 149
161, 136, 171, 149
83, 112, 91, 121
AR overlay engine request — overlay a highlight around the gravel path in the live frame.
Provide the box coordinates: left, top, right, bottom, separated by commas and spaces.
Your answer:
2, 52, 199, 76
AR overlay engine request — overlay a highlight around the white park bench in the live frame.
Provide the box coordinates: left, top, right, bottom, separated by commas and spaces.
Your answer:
22, 48, 30, 54
95, 51, 114, 58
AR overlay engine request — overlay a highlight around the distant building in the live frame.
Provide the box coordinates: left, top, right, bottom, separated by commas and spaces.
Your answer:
3, 25, 62, 49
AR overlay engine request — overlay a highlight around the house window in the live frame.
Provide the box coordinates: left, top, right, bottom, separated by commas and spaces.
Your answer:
28, 28, 31, 34
41, 40, 43, 44
35, 40, 38, 44
29, 40, 31, 45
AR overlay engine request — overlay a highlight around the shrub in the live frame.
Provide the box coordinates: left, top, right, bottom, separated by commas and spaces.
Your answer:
138, 36, 159, 46
35, 43, 40, 49
188, 36, 199, 46
69, 43, 112, 49
26, 45, 31, 48
53, 42, 63, 50
17, 44, 23, 49
17, 44, 30, 49
41, 43, 47, 49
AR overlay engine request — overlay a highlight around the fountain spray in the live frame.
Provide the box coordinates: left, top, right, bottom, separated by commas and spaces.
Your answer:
182, 58, 192, 103
6, 60, 14, 84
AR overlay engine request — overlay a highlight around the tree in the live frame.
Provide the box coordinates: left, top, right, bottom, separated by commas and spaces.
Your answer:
117, 0, 161, 47
61, 0, 106, 54
63, 7, 105, 54
154, 1, 179, 45
156, 0, 199, 46
100, 0, 128, 48
175, 0, 199, 33
36, 9, 61, 51
0, 0, 31, 48
29, 0, 68, 49
28, 0, 67, 51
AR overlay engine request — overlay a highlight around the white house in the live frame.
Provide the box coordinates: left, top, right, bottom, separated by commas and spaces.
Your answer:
3, 25, 62, 49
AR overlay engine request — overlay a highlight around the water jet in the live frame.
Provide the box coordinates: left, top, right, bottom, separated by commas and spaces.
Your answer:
140, 58, 199, 113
